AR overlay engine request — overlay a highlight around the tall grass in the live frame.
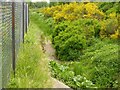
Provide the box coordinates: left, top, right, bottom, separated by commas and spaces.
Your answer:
8, 13, 52, 88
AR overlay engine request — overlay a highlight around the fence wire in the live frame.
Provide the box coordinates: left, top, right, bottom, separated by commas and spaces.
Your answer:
15, 3, 23, 56
0, 2, 29, 88
1, 3, 12, 87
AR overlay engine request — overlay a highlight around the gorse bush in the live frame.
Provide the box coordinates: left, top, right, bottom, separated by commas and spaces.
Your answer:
41, 2, 104, 22
40, 2, 119, 39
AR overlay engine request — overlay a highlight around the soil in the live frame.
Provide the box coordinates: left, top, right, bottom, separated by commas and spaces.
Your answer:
43, 39, 56, 60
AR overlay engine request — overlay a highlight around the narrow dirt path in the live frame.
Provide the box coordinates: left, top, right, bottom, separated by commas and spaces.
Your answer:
40, 36, 72, 89
44, 39, 56, 60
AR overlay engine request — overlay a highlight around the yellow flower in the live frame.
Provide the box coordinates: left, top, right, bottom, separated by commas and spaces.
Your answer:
109, 13, 116, 19
41, 2, 105, 21
110, 30, 119, 39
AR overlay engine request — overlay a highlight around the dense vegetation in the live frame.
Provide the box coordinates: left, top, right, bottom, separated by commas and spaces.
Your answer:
40, 2, 119, 61
25, 2, 120, 89
50, 40, 119, 88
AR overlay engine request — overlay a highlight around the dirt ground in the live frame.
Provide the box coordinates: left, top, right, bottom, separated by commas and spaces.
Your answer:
42, 38, 72, 89
43, 40, 56, 60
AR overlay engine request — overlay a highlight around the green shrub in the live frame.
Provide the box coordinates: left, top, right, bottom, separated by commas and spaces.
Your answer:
52, 19, 101, 61
98, 2, 119, 14
69, 40, 119, 88
54, 29, 86, 61
52, 21, 70, 44
45, 17, 54, 28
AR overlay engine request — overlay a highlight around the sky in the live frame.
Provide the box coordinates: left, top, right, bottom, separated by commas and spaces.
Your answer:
1, 0, 50, 2
2, 0, 119, 2
31, 0, 50, 3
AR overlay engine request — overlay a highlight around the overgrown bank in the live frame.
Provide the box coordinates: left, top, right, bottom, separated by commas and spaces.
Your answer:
29, 12, 119, 88
32, 2, 119, 89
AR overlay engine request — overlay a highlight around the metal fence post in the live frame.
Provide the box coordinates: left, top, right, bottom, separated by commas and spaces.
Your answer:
27, 4, 29, 29
12, 2, 15, 77
0, 2, 2, 89
23, 2, 24, 43
28, 4, 29, 27
25, 3, 27, 33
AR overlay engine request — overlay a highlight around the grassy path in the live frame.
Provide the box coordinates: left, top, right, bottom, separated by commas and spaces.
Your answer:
31, 12, 72, 89
8, 12, 52, 88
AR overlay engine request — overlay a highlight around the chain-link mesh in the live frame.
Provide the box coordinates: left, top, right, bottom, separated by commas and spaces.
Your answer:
0, 2, 29, 88
1, 2, 12, 87
15, 2, 23, 56
20, 3, 24, 43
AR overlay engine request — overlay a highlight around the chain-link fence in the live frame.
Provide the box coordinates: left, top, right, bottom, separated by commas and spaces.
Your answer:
0, 2, 29, 88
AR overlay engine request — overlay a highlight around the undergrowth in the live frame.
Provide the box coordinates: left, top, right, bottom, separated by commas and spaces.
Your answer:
50, 39, 119, 88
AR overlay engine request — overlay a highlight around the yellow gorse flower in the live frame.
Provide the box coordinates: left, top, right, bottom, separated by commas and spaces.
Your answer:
40, 2, 105, 22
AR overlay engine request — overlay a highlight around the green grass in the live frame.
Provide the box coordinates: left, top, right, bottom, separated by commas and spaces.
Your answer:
30, 11, 53, 39
7, 12, 52, 88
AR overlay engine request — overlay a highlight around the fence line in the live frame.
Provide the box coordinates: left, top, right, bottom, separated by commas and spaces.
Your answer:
0, 2, 29, 88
